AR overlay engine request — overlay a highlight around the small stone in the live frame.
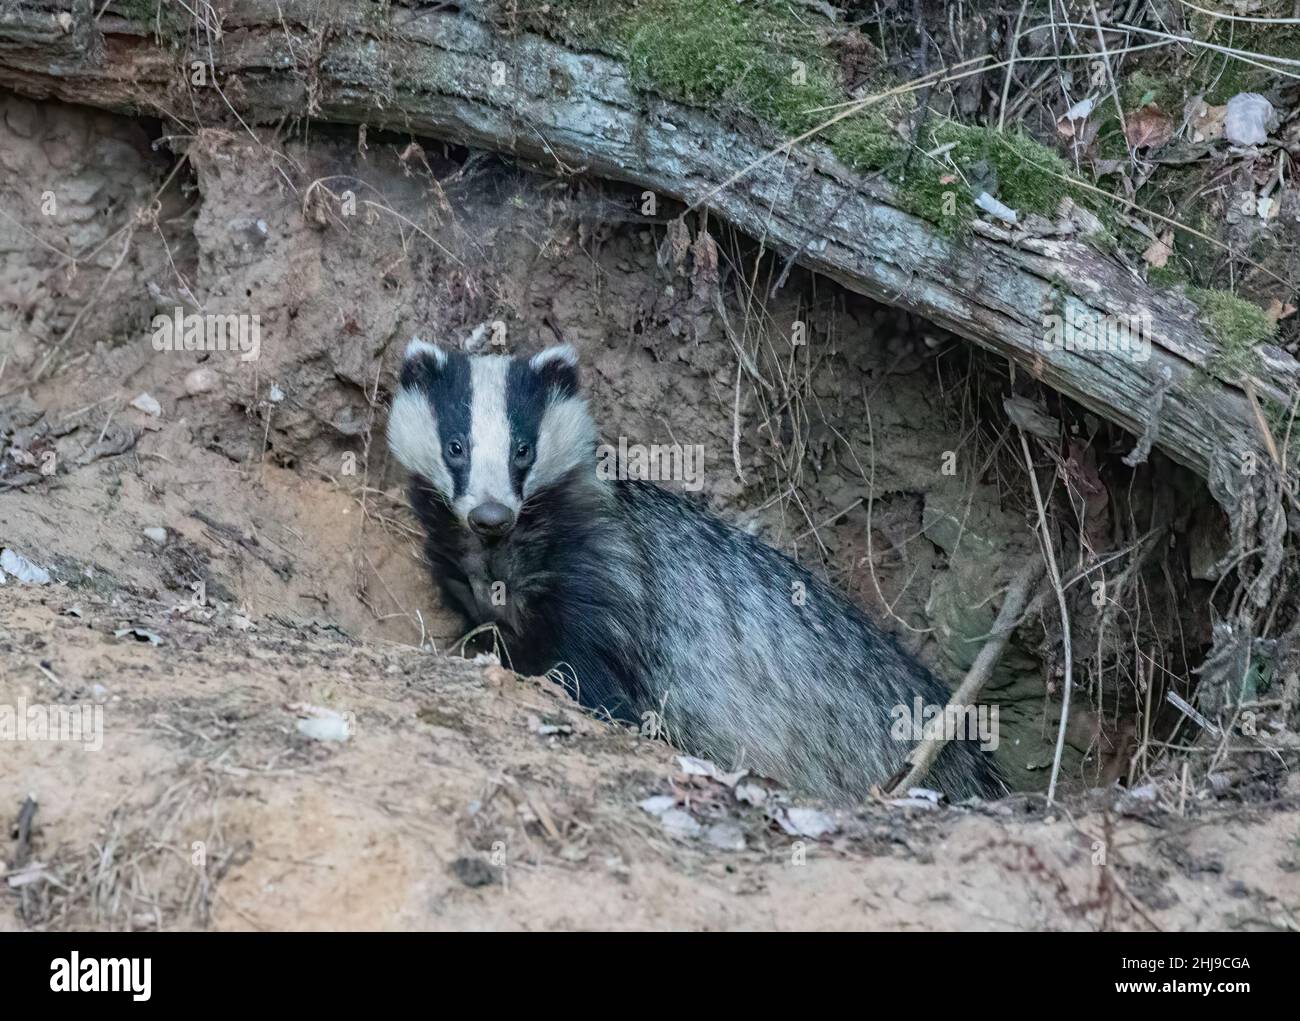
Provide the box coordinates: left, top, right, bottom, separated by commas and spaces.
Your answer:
143, 527, 167, 546
450, 856, 498, 888
777, 806, 838, 839
705, 822, 746, 851
296, 709, 350, 742
184, 368, 218, 395
130, 392, 161, 417
638, 795, 676, 816
0, 549, 51, 585
659, 808, 702, 840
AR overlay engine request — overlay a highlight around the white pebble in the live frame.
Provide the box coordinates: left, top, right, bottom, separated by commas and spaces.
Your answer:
184, 368, 217, 395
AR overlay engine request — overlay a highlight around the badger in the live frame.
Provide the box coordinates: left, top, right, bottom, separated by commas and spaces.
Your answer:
388, 338, 1003, 802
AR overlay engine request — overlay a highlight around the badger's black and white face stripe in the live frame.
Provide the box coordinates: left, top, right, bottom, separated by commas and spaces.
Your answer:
387, 338, 596, 536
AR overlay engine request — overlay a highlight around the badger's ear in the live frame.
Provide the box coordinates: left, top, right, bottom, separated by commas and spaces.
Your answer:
529, 343, 579, 398
399, 336, 448, 390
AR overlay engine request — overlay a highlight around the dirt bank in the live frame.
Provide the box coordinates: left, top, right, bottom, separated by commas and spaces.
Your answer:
3, 583, 1297, 931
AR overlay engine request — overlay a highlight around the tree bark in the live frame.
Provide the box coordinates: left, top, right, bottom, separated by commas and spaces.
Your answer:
2, 0, 1295, 504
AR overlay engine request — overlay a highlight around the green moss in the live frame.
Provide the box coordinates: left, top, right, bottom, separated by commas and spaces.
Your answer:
970, 126, 1071, 214
1200, 59, 1260, 106
116, 0, 162, 21
1148, 263, 1187, 288
532, 0, 851, 136
896, 122, 1105, 235
537, 2, 922, 214
1187, 286, 1277, 380
625, 2, 1081, 231
515, 1, 1113, 241
1193, 16, 1300, 104
624, 0, 839, 131
114, 0, 186, 41
1261, 394, 1300, 452
829, 116, 904, 170
1190, 286, 1275, 348
1119, 70, 1184, 113
1088, 226, 1124, 259
516, 0, 629, 52
1169, 213, 1219, 287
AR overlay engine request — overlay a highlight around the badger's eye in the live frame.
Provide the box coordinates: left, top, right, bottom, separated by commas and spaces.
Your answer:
513, 441, 533, 466
445, 438, 465, 462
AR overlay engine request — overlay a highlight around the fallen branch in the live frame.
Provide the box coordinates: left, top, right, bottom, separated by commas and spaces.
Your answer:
12, 794, 38, 870
1020, 429, 1074, 805
887, 556, 1045, 795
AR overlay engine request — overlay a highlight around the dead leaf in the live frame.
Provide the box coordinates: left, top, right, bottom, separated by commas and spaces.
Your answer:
1185, 95, 1226, 143
1064, 95, 1098, 121
689, 227, 719, 300
1265, 298, 1297, 325
676, 754, 747, 787
1056, 95, 1097, 138
1004, 395, 1060, 439
659, 217, 691, 274
1143, 230, 1174, 268
1125, 105, 1174, 150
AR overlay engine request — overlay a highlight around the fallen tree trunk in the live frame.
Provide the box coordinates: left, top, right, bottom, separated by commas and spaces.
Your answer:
3, 0, 1296, 505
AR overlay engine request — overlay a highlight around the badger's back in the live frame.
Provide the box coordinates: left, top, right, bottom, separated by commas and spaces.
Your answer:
603, 480, 1002, 801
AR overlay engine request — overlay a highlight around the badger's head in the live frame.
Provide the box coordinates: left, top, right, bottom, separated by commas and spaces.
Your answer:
387, 338, 597, 541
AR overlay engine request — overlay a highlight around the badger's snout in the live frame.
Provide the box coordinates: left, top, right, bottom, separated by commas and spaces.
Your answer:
467, 500, 516, 540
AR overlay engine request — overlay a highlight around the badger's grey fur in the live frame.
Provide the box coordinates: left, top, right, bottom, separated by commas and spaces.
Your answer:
389, 339, 1003, 802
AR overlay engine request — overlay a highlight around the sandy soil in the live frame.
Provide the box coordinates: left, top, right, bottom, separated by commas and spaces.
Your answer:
3, 581, 1297, 931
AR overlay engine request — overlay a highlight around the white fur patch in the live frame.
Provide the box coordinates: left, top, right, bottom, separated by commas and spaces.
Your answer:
529, 395, 597, 496
405, 336, 447, 367
529, 343, 578, 372
387, 387, 453, 497
457, 356, 518, 517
